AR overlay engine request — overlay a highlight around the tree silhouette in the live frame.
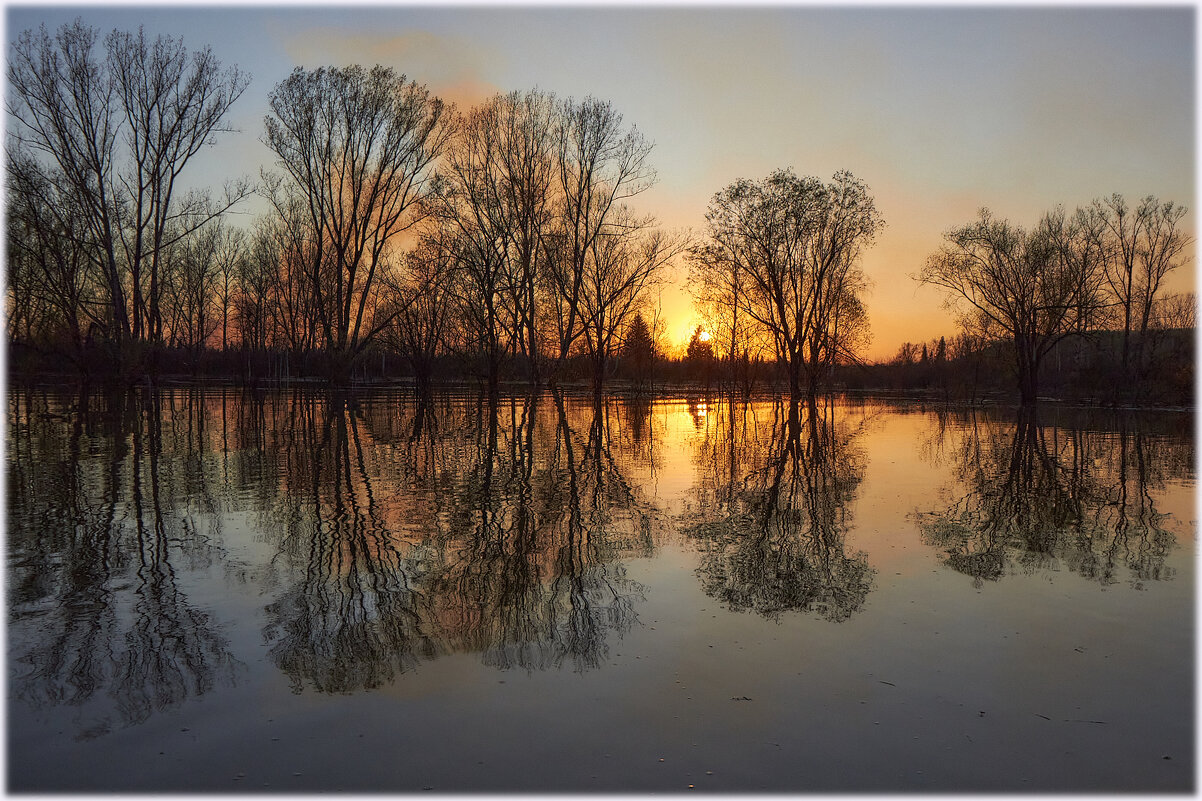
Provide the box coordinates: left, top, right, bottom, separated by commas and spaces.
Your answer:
1089, 194, 1193, 394
263, 64, 452, 382
7, 20, 250, 375
622, 312, 655, 385
918, 207, 1105, 404
691, 169, 882, 400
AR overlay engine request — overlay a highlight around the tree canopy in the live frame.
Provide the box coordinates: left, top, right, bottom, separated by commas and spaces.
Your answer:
690, 169, 882, 398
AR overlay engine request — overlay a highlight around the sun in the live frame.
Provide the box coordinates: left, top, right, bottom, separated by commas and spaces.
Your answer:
675, 321, 714, 354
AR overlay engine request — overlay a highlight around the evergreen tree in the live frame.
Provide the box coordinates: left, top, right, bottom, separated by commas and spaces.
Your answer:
623, 313, 656, 382
686, 326, 715, 362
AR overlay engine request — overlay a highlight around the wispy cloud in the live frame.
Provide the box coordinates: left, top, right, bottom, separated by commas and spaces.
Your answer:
277, 26, 503, 109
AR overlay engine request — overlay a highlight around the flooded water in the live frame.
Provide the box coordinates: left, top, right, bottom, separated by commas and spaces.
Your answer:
6, 385, 1195, 792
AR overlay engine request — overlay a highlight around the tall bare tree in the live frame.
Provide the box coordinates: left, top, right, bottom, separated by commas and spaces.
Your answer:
263, 64, 452, 381
236, 220, 278, 356
210, 223, 247, 352
1089, 194, 1192, 382
579, 211, 685, 389
434, 98, 519, 388
254, 187, 321, 361
693, 169, 882, 400
106, 27, 250, 345
381, 237, 456, 388
1133, 199, 1191, 337
689, 235, 743, 379
5, 150, 98, 367
8, 20, 250, 375
492, 90, 558, 381
164, 220, 222, 358
546, 97, 656, 376
8, 21, 127, 343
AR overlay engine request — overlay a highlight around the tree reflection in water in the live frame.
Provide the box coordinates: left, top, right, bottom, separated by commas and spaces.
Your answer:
261, 391, 439, 693
684, 396, 874, 622
8, 385, 659, 723
10, 385, 1193, 735
260, 388, 653, 691
915, 406, 1188, 588
7, 387, 240, 738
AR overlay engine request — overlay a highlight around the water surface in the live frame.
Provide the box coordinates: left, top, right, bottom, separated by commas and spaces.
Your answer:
6, 386, 1194, 791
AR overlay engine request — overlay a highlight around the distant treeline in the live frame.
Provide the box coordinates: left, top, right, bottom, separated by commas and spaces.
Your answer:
840, 328, 1194, 407
11, 323, 1189, 409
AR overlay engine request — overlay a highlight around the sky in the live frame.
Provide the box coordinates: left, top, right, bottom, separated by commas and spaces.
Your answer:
5, 3, 1196, 359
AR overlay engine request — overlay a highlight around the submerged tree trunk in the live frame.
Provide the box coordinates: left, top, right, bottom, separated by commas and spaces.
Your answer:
787, 356, 804, 404
326, 349, 357, 386
593, 352, 607, 394
1016, 354, 1038, 406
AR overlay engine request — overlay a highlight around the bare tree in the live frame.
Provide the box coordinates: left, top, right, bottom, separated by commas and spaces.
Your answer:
690, 236, 744, 383
8, 21, 127, 344
434, 99, 519, 388
164, 221, 222, 360
381, 236, 456, 388
236, 221, 277, 357
492, 90, 558, 381
1153, 291, 1196, 331
579, 212, 685, 389
263, 64, 452, 382
1090, 194, 1192, 382
8, 20, 250, 372
694, 169, 882, 400
689, 241, 776, 395
106, 27, 250, 346
5, 149, 98, 367
919, 207, 1101, 405
546, 97, 656, 376
1134, 199, 1191, 336
255, 187, 321, 362
210, 223, 247, 352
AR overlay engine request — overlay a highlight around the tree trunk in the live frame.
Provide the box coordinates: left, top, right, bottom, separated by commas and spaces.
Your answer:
1017, 358, 1038, 406
806, 369, 821, 401
788, 357, 803, 404
327, 349, 355, 386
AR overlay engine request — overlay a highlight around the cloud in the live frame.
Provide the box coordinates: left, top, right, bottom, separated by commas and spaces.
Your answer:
277, 27, 503, 109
